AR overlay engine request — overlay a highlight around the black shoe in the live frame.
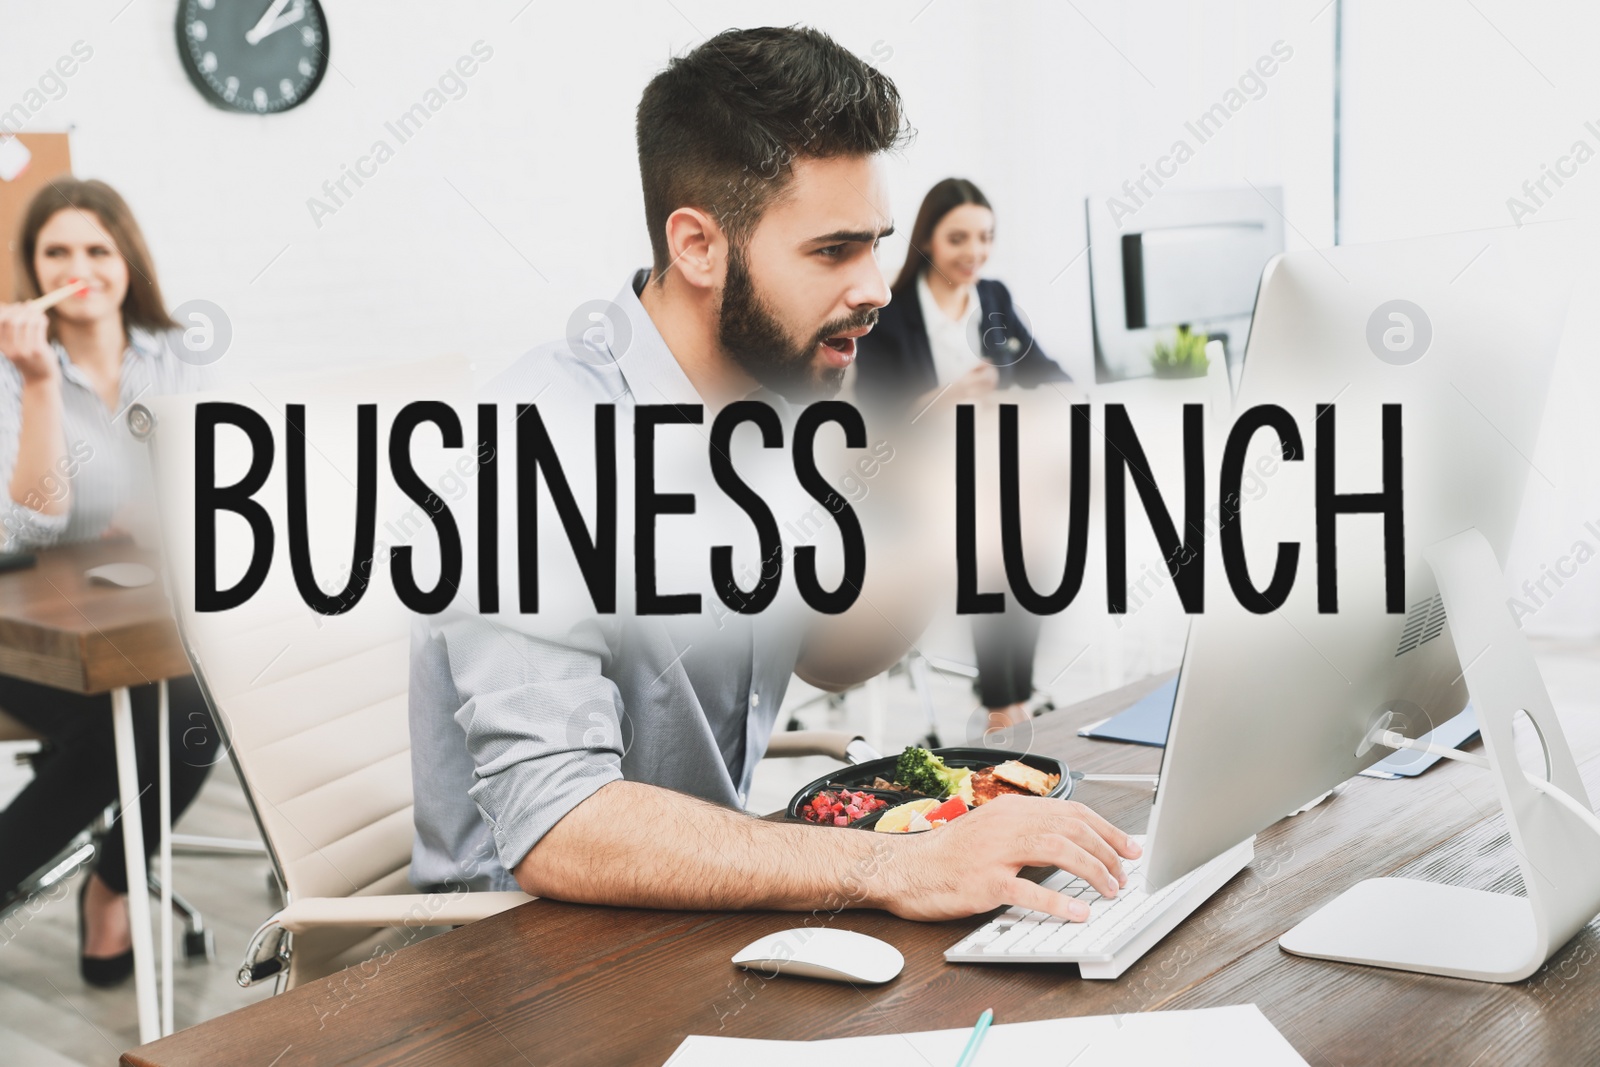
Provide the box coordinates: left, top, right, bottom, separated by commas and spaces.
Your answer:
78, 877, 134, 988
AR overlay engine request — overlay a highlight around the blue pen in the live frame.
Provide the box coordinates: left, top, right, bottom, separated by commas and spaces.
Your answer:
954, 1008, 994, 1067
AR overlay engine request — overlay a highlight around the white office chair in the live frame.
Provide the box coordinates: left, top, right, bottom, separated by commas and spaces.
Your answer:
0, 711, 96, 906
0, 708, 225, 959
132, 359, 533, 990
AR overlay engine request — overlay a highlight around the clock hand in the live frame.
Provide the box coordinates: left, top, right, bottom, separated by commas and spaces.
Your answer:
244, 0, 294, 45
258, 5, 306, 43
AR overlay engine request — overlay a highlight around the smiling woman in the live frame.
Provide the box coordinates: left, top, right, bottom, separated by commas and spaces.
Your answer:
0, 177, 220, 991
853, 176, 1072, 729
856, 177, 1070, 415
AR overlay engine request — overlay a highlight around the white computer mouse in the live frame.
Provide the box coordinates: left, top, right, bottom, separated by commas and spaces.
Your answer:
732, 927, 904, 984
85, 562, 156, 588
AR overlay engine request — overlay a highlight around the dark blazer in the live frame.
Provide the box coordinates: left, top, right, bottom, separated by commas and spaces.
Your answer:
854, 276, 1069, 413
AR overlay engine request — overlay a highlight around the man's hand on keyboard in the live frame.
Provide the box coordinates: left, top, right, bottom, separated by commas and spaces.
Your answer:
884, 794, 1142, 922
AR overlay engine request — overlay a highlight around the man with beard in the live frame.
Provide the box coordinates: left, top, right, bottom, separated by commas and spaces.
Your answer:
408, 26, 1139, 923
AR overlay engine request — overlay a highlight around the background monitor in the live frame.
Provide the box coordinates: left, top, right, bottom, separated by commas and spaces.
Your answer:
1088, 186, 1285, 382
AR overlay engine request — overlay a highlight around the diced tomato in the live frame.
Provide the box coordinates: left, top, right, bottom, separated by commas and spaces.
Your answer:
930, 795, 968, 825
802, 788, 888, 826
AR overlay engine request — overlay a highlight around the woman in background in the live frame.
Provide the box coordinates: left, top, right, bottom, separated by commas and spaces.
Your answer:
855, 178, 1070, 730
0, 179, 217, 987
854, 177, 1069, 413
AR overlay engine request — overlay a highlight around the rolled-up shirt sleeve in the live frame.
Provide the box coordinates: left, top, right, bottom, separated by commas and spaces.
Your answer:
438, 614, 627, 874
0, 365, 69, 551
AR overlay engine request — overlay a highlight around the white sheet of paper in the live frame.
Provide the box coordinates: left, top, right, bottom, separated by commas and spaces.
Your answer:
664, 1004, 1308, 1066
0, 137, 32, 182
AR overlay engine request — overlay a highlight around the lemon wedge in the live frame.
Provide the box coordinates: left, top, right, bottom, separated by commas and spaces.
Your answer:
873, 797, 940, 833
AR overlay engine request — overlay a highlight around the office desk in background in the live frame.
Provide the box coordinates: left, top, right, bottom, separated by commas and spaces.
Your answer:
0, 542, 191, 1044
123, 673, 1600, 1067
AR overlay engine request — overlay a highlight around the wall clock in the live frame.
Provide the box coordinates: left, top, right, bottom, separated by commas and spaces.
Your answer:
176, 0, 329, 114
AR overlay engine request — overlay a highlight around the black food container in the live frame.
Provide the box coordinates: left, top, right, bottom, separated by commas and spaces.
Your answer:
785, 747, 1072, 830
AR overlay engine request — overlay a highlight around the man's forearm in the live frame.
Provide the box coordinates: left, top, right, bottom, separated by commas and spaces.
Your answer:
513, 780, 905, 912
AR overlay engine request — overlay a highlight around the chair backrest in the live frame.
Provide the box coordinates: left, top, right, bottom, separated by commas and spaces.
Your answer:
137, 358, 470, 905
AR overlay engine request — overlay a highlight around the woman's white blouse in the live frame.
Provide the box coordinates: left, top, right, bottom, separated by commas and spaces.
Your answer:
0, 327, 200, 550
916, 272, 984, 387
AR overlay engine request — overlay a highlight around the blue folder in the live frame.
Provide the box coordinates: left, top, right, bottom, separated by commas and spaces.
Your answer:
1078, 677, 1480, 778
1077, 678, 1178, 747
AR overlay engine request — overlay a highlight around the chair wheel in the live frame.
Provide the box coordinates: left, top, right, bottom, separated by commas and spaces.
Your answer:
183, 928, 215, 961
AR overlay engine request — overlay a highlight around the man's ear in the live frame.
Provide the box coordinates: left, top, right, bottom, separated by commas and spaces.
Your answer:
661, 206, 727, 291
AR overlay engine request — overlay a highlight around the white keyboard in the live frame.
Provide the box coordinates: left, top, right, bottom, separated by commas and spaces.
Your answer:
945, 835, 1254, 979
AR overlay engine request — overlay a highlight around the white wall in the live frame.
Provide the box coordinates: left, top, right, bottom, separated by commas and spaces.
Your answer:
1, 0, 1332, 387
1, 0, 1335, 683
1340, 0, 1600, 637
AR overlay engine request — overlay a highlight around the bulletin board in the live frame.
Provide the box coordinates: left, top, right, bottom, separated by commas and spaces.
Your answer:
0, 133, 73, 302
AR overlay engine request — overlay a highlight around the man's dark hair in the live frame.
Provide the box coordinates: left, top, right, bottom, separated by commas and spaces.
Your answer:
636, 26, 909, 277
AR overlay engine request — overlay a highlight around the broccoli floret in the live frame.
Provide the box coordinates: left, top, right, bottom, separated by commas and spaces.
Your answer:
895, 747, 965, 798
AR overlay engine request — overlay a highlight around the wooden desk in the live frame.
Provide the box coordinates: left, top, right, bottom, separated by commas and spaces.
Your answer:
0, 542, 186, 691
123, 672, 1600, 1066
0, 542, 189, 1043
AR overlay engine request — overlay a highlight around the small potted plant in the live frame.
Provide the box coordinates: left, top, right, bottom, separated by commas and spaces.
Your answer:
1149, 323, 1210, 379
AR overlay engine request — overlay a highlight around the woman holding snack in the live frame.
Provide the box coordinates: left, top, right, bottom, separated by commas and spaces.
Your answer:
854, 178, 1070, 731
0, 178, 218, 987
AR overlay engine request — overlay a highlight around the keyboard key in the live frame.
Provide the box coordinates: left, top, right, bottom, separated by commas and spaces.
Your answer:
981, 926, 1037, 954
1036, 926, 1085, 954
1013, 926, 1060, 953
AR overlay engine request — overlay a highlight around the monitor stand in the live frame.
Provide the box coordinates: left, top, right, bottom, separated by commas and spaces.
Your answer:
1279, 528, 1600, 982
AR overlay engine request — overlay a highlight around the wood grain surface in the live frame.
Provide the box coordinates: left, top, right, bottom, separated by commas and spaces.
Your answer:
0, 542, 189, 693
121, 671, 1600, 1067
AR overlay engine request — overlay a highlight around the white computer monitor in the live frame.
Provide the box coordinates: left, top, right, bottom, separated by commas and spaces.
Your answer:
1141, 225, 1600, 982
1086, 186, 1285, 382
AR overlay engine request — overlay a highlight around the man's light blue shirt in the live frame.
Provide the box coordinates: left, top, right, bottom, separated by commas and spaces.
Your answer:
408, 271, 805, 892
